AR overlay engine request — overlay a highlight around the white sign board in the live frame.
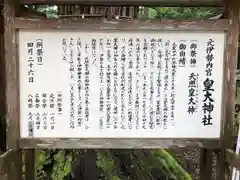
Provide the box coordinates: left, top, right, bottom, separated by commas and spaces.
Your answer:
18, 30, 225, 138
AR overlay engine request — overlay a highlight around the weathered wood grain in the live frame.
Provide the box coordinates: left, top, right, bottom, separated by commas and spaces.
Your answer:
15, 17, 229, 31
223, 0, 240, 151
5, 0, 20, 151
217, 0, 240, 179
4, 0, 22, 179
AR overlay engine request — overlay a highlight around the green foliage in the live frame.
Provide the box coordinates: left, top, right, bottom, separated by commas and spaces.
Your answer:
97, 151, 118, 179
35, 150, 72, 180
148, 7, 221, 20
34, 149, 192, 180
24, 5, 58, 18
51, 151, 72, 179
153, 150, 192, 180
39, 6, 58, 18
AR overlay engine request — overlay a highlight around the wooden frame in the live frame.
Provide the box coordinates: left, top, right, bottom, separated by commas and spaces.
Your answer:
14, 17, 230, 149
3, 0, 240, 180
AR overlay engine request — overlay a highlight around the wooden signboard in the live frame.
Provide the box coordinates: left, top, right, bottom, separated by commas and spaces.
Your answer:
2, 0, 240, 179
13, 18, 229, 149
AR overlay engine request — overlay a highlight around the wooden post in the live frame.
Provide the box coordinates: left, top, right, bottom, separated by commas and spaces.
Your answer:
4, 0, 22, 179
217, 0, 240, 179
224, 0, 239, 153
24, 150, 36, 180
200, 149, 213, 180
0, 1, 6, 155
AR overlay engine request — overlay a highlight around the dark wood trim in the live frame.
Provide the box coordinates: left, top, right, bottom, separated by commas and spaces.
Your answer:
20, 0, 224, 7
15, 18, 229, 31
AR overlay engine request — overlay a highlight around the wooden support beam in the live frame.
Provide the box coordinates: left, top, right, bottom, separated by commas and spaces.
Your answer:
200, 149, 213, 180
217, 149, 229, 180
18, 138, 223, 149
24, 150, 36, 180
5, 0, 20, 152
15, 18, 229, 30
0, 0, 6, 155
223, 0, 240, 150
4, 0, 22, 179
217, 0, 240, 179
20, 0, 224, 7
